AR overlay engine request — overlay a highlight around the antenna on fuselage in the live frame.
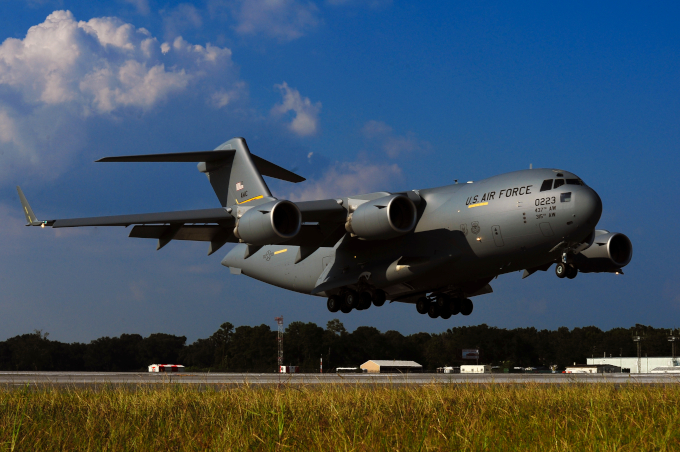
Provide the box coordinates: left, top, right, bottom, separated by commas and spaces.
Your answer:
530, 163, 533, 169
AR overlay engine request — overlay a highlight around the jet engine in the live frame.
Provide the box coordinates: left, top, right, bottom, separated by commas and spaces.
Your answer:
234, 200, 301, 245
345, 194, 417, 240
575, 231, 633, 273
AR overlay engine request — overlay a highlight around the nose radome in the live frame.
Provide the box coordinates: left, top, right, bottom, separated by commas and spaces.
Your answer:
579, 188, 603, 227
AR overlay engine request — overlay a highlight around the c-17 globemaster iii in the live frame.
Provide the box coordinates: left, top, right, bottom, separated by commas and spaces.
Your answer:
17, 137, 632, 319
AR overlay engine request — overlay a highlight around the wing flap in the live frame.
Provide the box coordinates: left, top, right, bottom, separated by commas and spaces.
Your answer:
129, 225, 236, 242
52, 208, 234, 228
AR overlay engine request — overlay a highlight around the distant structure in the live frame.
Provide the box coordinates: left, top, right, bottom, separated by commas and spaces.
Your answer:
633, 332, 644, 374
651, 367, 680, 374
587, 357, 680, 373
148, 364, 184, 373
275, 316, 284, 372
669, 330, 678, 358
361, 360, 422, 373
565, 364, 620, 374
461, 365, 491, 374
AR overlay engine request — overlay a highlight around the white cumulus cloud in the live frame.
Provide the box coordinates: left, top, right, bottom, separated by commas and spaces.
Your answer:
123, 0, 151, 15
211, 0, 320, 41
271, 82, 321, 136
0, 10, 242, 181
0, 11, 235, 114
362, 120, 430, 158
287, 160, 403, 201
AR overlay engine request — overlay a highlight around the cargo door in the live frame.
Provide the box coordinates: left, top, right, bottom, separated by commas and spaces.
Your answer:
491, 225, 504, 247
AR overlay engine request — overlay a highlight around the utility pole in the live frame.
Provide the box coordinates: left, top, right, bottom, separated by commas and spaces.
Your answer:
275, 316, 284, 372
669, 329, 678, 360
633, 332, 644, 374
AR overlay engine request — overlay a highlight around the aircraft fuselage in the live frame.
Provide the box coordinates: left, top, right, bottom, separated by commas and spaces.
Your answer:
222, 168, 603, 303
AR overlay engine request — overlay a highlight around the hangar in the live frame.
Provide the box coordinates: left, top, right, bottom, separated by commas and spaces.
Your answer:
587, 357, 680, 374
360, 360, 422, 373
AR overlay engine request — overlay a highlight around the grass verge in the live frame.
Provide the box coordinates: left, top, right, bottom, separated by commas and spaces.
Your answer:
0, 383, 679, 451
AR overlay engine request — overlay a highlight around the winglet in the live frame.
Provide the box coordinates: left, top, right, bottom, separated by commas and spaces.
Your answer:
16, 186, 46, 227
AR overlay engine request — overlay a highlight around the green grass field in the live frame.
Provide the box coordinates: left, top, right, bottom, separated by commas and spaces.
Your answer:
1, 383, 679, 451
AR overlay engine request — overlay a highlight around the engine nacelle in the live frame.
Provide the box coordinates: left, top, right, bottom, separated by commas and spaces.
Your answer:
345, 194, 417, 240
576, 231, 633, 273
234, 200, 301, 245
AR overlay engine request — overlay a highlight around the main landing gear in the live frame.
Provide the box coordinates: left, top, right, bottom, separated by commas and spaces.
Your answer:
555, 262, 578, 279
417, 294, 472, 319
327, 289, 387, 314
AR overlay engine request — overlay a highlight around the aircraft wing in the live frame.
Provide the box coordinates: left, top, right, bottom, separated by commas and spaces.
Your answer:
51, 208, 234, 228
17, 186, 347, 254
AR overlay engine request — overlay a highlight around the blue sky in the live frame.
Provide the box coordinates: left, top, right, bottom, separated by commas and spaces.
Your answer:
0, 0, 678, 343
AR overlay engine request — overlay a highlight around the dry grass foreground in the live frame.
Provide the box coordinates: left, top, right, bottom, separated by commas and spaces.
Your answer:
0, 383, 679, 451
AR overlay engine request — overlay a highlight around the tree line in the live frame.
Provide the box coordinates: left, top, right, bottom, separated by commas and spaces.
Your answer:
0, 322, 675, 372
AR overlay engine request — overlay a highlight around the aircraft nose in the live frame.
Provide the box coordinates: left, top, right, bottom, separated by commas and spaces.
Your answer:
578, 187, 602, 227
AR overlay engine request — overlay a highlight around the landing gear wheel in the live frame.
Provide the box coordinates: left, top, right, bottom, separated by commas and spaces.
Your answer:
327, 296, 340, 313
345, 291, 359, 309
358, 291, 372, 310
460, 298, 473, 316
566, 265, 578, 279
372, 290, 386, 307
340, 304, 352, 314
440, 308, 452, 319
450, 298, 462, 315
435, 294, 450, 310
427, 304, 440, 318
416, 297, 429, 315
555, 262, 568, 278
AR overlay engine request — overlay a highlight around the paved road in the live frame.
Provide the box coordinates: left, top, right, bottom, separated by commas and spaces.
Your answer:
0, 372, 679, 386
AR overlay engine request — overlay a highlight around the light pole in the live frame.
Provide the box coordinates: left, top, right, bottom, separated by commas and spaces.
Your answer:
633, 333, 644, 374
669, 330, 678, 361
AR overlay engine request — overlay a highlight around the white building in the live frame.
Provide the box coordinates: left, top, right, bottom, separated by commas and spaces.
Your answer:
565, 364, 620, 374
461, 365, 491, 374
360, 360, 422, 373
148, 364, 184, 373
651, 367, 680, 374
587, 357, 680, 374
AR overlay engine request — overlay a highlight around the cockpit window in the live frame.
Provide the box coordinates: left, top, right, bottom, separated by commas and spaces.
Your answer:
567, 178, 583, 185
553, 179, 565, 189
560, 192, 572, 202
540, 179, 553, 192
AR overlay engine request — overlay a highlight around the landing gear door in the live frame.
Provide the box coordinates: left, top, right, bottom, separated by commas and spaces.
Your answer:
491, 225, 504, 247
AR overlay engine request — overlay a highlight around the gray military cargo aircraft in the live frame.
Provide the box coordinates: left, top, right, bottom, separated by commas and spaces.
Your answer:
17, 137, 632, 319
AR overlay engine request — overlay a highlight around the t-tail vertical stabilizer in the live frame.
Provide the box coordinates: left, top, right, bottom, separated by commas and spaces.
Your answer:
198, 137, 274, 208
94, 137, 305, 210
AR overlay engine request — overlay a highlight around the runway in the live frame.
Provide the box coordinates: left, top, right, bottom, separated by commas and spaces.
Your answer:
0, 372, 679, 386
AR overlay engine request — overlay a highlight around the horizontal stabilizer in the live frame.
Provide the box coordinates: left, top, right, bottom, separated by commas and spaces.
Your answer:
96, 150, 305, 183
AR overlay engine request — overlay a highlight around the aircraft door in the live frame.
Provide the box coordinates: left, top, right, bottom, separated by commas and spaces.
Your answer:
491, 225, 504, 247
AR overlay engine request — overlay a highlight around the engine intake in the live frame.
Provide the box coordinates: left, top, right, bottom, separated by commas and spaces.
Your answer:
345, 194, 417, 240
234, 200, 301, 245
576, 231, 633, 273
